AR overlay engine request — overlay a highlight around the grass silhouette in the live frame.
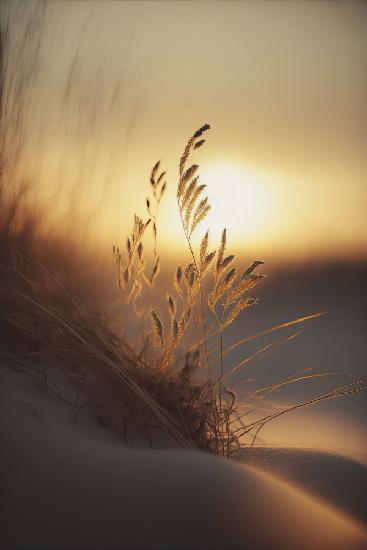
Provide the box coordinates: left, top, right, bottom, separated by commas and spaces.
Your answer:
107, 123, 366, 456
0, 11, 365, 453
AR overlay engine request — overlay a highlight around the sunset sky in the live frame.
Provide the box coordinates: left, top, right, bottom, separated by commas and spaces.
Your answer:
5, 0, 367, 260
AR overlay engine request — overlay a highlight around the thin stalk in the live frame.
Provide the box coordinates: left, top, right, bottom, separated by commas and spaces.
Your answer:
177, 204, 221, 452
177, 205, 212, 388
210, 304, 225, 455
219, 326, 224, 455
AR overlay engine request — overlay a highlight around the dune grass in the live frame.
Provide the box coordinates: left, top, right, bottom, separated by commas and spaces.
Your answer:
1, 118, 366, 457
0, 6, 365, 456
108, 123, 366, 456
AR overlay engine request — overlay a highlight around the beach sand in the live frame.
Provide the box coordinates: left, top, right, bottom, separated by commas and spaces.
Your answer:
1, 367, 366, 550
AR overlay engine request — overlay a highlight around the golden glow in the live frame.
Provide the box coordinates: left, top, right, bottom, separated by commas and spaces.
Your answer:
142, 162, 279, 257
5, 1, 367, 261
199, 163, 275, 247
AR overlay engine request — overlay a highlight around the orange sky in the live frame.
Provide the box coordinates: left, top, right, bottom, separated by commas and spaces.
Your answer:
4, 1, 367, 260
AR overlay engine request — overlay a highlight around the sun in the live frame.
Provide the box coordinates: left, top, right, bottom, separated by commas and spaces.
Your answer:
159, 161, 276, 256
196, 163, 274, 248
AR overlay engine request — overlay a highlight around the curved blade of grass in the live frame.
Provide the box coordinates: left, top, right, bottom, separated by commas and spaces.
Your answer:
1, 286, 193, 448
214, 329, 305, 388
234, 378, 367, 447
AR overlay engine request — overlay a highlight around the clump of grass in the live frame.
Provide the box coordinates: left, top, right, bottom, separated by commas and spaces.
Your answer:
0, 7, 362, 457
112, 124, 367, 457
1, 120, 366, 457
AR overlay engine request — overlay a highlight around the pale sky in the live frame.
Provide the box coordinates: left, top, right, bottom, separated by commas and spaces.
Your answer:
3, 0, 367, 260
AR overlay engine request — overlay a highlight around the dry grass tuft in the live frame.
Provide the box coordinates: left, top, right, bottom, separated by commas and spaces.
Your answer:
1, 112, 366, 456
109, 124, 367, 456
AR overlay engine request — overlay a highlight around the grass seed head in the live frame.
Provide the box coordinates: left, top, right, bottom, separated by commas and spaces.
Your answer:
150, 309, 164, 347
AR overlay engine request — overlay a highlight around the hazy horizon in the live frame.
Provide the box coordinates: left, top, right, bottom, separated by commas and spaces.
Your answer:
0, 0, 366, 262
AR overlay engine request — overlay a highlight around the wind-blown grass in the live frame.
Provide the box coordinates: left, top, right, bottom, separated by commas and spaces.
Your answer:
109, 124, 366, 456
1, 123, 366, 456
0, 6, 365, 458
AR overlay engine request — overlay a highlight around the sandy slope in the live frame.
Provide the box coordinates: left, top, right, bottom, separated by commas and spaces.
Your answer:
0, 368, 366, 550
241, 447, 367, 526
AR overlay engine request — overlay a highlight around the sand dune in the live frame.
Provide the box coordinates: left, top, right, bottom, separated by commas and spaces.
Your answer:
1, 368, 366, 550
241, 447, 367, 525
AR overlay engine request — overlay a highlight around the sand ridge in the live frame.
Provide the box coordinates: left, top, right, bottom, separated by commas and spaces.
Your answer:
1, 368, 366, 550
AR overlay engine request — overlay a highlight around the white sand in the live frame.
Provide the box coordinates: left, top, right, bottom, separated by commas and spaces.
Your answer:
1, 367, 366, 550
